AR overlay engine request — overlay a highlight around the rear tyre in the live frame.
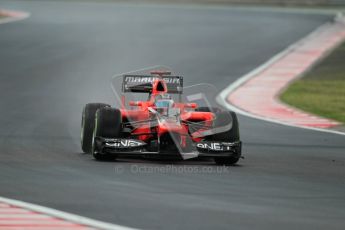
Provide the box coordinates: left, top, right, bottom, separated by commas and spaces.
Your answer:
200, 108, 241, 165
81, 103, 110, 153
92, 107, 122, 161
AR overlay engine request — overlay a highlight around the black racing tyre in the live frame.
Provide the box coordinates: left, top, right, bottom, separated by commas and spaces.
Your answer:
81, 103, 110, 153
92, 107, 122, 161
209, 111, 240, 142
209, 111, 241, 165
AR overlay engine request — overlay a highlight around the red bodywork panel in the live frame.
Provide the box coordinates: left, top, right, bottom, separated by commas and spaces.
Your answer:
119, 78, 214, 144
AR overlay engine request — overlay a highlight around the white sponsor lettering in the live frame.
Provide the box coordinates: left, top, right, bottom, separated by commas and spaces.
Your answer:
105, 139, 144, 148
196, 142, 232, 151
125, 76, 180, 84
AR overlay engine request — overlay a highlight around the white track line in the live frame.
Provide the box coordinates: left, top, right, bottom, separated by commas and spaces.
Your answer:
217, 14, 345, 136
0, 9, 30, 24
0, 197, 139, 230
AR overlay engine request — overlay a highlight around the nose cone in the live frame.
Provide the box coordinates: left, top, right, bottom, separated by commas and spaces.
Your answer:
158, 118, 186, 135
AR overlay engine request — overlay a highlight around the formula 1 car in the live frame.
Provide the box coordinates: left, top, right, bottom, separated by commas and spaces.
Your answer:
81, 69, 242, 165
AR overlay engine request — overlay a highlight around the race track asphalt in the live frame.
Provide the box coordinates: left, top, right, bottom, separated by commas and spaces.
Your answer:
0, 1, 344, 229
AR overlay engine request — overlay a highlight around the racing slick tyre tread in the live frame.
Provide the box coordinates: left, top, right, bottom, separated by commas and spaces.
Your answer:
211, 111, 240, 143
213, 111, 240, 165
199, 107, 241, 165
92, 107, 122, 161
81, 103, 110, 154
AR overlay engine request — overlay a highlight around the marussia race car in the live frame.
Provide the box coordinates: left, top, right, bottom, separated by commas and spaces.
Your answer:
81, 70, 242, 165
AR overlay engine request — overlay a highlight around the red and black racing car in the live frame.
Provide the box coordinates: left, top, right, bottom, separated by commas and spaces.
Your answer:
81, 70, 242, 165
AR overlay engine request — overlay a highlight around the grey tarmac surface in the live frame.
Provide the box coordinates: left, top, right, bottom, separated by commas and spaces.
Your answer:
0, 1, 344, 229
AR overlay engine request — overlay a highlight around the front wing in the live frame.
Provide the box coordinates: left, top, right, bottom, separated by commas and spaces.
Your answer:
93, 137, 242, 160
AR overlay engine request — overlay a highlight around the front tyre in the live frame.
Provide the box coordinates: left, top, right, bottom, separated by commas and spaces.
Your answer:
92, 107, 122, 161
81, 103, 110, 153
210, 111, 240, 143
207, 110, 241, 165
196, 107, 239, 142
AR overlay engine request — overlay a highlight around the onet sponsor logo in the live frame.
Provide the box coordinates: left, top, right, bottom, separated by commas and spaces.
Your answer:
196, 142, 233, 151
125, 76, 180, 84
105, 139, 144, 148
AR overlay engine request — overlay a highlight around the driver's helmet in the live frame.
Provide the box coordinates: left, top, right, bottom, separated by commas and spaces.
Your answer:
154, 94, 175, 116
154, 94, 174, 109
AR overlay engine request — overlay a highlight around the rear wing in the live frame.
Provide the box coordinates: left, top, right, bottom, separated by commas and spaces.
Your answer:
122, 75, 183, 94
